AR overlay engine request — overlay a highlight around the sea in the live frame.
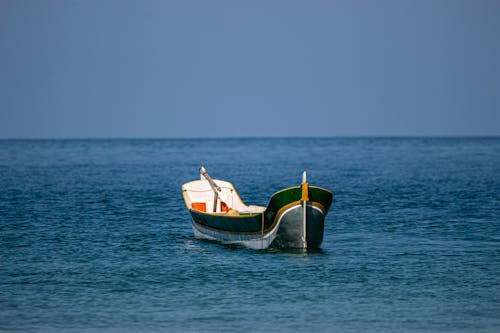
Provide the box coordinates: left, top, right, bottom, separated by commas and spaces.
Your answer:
1, 138, 499, 332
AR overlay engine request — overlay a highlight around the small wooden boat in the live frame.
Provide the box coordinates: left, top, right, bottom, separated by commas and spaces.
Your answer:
181, 167, 333, 250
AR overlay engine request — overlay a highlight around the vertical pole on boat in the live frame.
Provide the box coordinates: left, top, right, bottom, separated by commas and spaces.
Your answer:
301, 171, 308, 248
261, 213, 264, 249
199, 167, 222, 213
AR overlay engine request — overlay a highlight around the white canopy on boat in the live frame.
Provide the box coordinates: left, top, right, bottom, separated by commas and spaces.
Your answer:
182, 179, 265, 214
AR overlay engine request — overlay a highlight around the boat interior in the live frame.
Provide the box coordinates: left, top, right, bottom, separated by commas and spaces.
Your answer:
182, 179, 265, 215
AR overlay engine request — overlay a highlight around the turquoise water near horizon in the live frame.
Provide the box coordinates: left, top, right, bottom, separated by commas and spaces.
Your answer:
1, 138, 499, 332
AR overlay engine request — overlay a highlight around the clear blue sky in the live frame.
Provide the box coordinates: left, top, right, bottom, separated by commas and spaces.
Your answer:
1, 0, 499, 138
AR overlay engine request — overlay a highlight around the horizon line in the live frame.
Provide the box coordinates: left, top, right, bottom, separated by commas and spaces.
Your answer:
1, 134, 499, 140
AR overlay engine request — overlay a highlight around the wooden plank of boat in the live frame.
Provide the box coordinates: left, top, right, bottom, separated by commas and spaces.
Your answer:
181, 167, 333, 250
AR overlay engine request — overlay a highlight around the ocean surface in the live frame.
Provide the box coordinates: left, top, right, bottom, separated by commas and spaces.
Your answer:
1, 138, 499, 332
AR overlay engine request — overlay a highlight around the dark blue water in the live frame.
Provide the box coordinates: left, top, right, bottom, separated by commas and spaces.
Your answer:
1, 138, 499, 332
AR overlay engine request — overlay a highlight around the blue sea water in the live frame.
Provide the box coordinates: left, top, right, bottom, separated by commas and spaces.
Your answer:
1, 138, 499, 332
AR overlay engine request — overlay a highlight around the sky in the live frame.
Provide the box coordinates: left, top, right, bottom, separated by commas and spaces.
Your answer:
0, 0, 499, 138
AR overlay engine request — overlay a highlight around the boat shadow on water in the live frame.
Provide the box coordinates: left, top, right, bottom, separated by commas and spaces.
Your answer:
216, 239, 326, 256
182, 235, 327, 260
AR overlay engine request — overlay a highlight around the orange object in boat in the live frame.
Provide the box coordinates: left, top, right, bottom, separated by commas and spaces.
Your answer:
192, 202, 206, 212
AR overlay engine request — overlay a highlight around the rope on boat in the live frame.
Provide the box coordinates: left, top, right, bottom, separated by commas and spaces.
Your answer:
184, 186, 233, 193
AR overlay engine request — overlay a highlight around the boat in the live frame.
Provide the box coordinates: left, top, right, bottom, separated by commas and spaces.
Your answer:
181, 167, 333, 250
